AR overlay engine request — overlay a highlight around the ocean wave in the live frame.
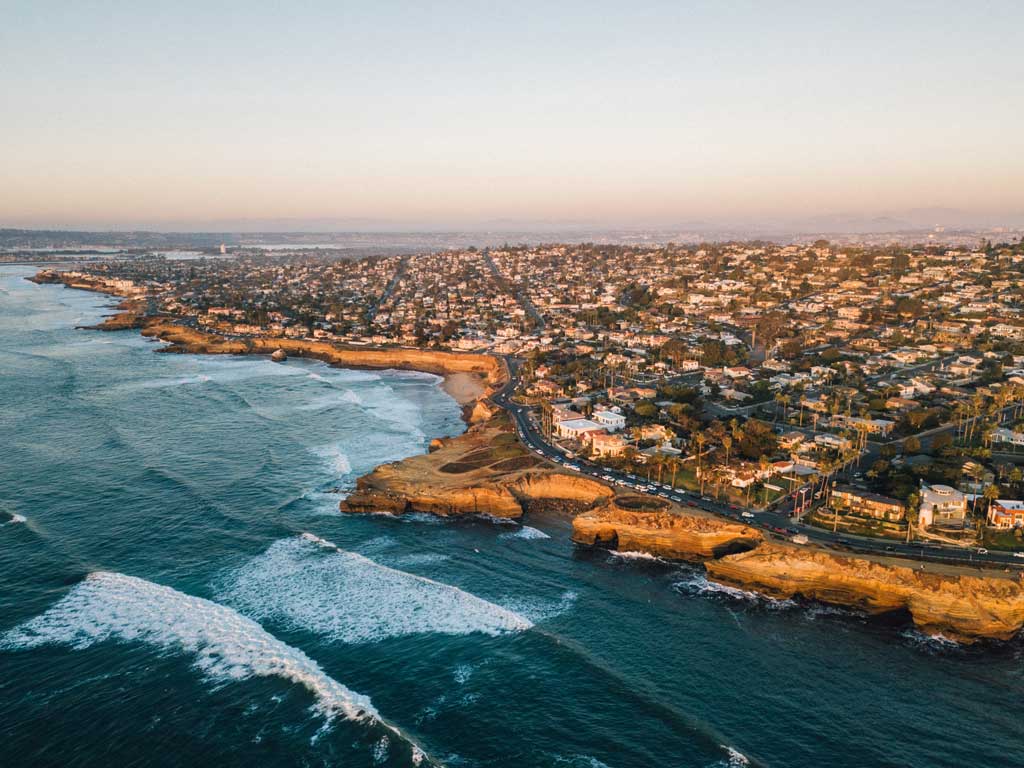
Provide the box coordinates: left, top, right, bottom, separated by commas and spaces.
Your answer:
499, 525, 551, 541
673, 573, 797, 610
216, 534, 533, 644
609, 550, 663, 562
7, 513, 27, 524
550, 754, 612, 768
386, 553, 451, 567
899, 628, 962, 652
311, 444, 352, 476
500, 590, 578, 624
715, 745, 750, 767
0, 572, 376, 722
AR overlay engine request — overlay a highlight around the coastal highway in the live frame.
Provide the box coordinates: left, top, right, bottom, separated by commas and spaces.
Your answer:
491, 360, 1024, 571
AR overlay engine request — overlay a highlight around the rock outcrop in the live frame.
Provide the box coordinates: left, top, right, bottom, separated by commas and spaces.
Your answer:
140, 320, 505, 386
341, 416, 611, 519
573, 506, 763, 561
705, 543, 1024, 642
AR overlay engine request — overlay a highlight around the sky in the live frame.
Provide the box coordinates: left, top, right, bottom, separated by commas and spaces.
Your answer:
2, 1, 1023, 232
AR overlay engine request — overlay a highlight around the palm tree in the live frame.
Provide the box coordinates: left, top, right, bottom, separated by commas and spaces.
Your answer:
722, 434, 733, 467
905, 491, 920, 543
758, 455, 772, 506
668, 457, 680, 488
694, 432, 707, 495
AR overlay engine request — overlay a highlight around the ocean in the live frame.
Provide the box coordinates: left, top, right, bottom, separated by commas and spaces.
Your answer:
1, 264, 1023, 768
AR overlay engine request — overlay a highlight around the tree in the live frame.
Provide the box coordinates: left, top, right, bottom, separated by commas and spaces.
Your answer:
694, 432, 707, 495
903, 436, 921, 455
633, 400, 658, 419
722, 434, 733, 466
930, 432, 953, 455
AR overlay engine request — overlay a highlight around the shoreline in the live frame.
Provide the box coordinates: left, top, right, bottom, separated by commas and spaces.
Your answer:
33, 271, 1024, 643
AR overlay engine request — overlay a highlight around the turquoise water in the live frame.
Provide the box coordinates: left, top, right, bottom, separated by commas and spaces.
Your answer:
2, 264, 1023, 768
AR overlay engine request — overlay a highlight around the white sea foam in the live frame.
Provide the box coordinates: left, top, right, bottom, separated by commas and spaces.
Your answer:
609, 550, 661, 562
217, 534, 533, 644
900, 628, 962, 651
499, 525, 551, 541
501, 590, 578, 623
0, 572, 377, 723
551, 755, 612, 768
674, 573, 796, 610
372, 734, 390, 764
8, 514, 26, 524
452, 664, 474, 684
718, 745, 750, 766
311, 445, 352, 475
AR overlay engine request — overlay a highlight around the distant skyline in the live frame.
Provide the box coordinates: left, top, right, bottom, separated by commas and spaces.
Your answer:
3, 1, 1023, 231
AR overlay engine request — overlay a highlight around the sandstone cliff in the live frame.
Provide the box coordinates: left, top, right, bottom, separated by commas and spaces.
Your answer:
141, 320, 505, 387
341, 417, 611, 519
572, 506, 763, 561
705, 543, 1024, 642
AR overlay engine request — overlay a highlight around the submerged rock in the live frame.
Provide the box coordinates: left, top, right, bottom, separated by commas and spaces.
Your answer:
271, 349, 287, 362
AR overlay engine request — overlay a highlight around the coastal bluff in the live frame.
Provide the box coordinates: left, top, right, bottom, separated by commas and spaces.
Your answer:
572, 505, 763, 560
706, 544, 1024, 642
341, 415, 612, 518
140, 320, 505, 386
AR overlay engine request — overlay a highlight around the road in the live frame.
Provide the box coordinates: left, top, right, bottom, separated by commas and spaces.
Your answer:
481, 249, 546, 331
367, 256, 407, 322
490, 358, 1024, 571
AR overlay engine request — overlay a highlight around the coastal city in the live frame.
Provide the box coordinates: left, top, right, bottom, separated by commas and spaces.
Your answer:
32, 234, 1024, 562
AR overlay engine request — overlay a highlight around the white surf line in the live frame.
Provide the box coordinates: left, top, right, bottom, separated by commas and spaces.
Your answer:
217, 533, 533, 644
1, 571, 438, 765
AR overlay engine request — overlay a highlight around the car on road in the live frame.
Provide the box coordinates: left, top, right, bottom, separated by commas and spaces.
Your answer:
1014, 552, 1024, 559
977, 548, 989, 555
741, 512, 754, 519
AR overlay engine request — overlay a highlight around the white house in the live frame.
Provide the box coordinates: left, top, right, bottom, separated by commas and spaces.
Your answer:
918, 483, 968, 529
593, 409, 627, 432
556, 418, 604, 440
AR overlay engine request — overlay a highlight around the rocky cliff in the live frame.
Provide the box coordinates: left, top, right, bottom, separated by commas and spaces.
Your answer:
141, 320, 505, 386
705, 543, 1024, 642
341, 417, 611, 519
572, 506, 763, 560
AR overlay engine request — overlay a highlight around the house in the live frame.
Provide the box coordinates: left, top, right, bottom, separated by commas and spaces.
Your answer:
779, 431, 805, 450
918, 483, 968, 529
992, 428, 1024, 447
589, 432, 627, 458
830, 485, 906, 522
556, 418, 604, 440
592, 409, 626, 432
834, 415, 896, 436
989, 500, 1024, 529
815, 433, 851, 451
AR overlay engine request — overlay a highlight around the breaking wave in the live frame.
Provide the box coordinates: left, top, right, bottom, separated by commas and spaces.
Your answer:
609, 550, 663, 562
674, 573, 797, 610
0, 572, 376, 722
499, 525, 550, 541
715, 745, 751, 766
217, 534, 533, 644
7, 513, 27, 524
311, 445, 352, 475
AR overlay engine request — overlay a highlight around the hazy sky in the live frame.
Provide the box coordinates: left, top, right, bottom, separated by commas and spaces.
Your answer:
2, 1, 1023, 231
